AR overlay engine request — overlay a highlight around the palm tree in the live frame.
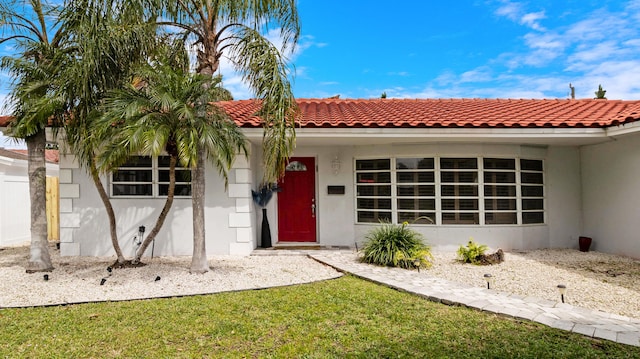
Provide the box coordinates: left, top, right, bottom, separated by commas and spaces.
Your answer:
95, 44, 247, 265
159, 0, 300, 272
58, 0, 158, 264
0, 0, 68, 272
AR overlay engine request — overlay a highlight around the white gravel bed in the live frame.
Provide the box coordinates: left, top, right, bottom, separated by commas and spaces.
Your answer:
2, 245, 640, 320
427, 249, 640, 319
0, 246, 342, 307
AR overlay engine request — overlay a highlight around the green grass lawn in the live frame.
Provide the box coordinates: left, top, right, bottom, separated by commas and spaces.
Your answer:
1, 275, 638, 358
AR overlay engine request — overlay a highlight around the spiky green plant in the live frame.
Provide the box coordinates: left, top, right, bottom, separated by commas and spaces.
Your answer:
457, 238, 489, 265
360, 220, 433, 269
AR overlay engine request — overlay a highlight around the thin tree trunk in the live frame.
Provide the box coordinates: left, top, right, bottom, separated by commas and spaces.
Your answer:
190, 148, 209, 273
88, 160, 126, 264
25, 129, 53, 273
133, 155, 177, 263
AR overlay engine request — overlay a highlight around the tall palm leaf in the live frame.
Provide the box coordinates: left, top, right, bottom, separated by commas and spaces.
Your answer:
158, 0, 300, 272
58, 0, 158, 264
95, 54, 247, 265
0, 0, 68, 272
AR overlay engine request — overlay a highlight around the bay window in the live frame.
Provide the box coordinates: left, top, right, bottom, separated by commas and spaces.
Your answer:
355, 156, 544, 225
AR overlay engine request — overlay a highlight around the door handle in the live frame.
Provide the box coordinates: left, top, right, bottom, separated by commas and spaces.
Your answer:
311, 203, 316, 217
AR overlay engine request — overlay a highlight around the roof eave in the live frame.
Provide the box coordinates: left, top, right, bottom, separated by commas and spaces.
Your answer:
240, 127, 610, 147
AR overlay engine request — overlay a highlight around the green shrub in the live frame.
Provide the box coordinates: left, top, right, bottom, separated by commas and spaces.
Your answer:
457, 238, 489, 264
360, 220, 433, 269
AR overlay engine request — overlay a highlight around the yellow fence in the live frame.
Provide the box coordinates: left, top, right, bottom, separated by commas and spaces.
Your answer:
46, 176, 60, 242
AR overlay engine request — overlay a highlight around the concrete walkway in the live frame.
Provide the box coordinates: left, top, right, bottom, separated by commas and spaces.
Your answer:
253, 248, 640, 347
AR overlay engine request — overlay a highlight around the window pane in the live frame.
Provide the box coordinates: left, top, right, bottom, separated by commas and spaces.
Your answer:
485, 212, 517, 224
442, 212, 479, 224
521, 159, 543, 171
522, 199, 544, 210
485, 185, 516, 197
485, 199, 516, 210
159, 169, 192, 182
521, 186, 543, 197
398, 212, 435, 224
357, 172, 391, 184
396, 158, 434, 170
357, 211, 391, 223
157, 156, 171, 167
523, 212, 544, 224
357, 185, 391, 197
112, 184, 152, 196
159, 184, 191, 196
484, 158, 515, 170
441, 171, 477, 183
113, 170, 152, 182
356, 159, 390, 171
397, 185, 435, 197
357, 198, 391, 210
398, 199, 435, 210
121, 156, 152, 167
441, 185, 478, 197
397, 171, 434, 183
440, 158, 477, 169
442, 199, 478, 210
484, 172, 515, 183
522, 172, 543, 184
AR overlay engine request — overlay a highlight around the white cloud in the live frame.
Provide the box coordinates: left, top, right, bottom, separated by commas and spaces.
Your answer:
494, 1, 546, 31
404, 0, 640, 100
459, 67, 493, 83
520, 11, 546, 31
495, 1, 522, 21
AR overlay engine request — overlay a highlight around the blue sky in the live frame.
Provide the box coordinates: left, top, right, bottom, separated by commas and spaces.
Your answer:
279, 0, 640, 100
2, 0, 640, 147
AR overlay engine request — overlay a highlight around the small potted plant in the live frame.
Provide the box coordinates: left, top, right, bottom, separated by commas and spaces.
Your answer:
251, 183, 281, 248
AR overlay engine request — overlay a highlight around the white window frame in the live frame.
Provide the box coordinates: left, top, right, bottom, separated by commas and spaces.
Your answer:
354, 156, 545, 226
110, 155, 192, 198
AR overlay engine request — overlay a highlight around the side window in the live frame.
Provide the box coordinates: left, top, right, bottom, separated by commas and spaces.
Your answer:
520, 159, 544, 224
355, 159, 392, 223
440, 158, 479, 224
111, 156, 192, 198
111, 156, 153, 196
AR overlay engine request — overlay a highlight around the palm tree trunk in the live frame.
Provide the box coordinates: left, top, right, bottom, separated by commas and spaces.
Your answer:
190, 148, 209, 273
133, 155, 177, 263
88, 160, 126, 264
25, 129, 53, 273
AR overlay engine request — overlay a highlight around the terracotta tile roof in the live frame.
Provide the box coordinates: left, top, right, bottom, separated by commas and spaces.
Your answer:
218, 98, 640, 129
0, 116, 11, 127
4, 98, 640, 129
0, 148, 59, 164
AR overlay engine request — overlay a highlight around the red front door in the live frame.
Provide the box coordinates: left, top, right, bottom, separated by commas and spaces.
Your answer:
277, 157, 316, 242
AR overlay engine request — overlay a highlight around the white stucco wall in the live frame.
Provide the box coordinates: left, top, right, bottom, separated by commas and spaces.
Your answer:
581, 133, 640, 258
0, 157, 59, 247
281, 143, 582, 252
57, 139, 586, 256
0, 162, 30, 246
58, 146, 257, 257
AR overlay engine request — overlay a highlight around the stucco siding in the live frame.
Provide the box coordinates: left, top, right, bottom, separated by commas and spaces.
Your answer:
59, 145, 256, 257
294, 143, 582, 252
0, 158, 59, 247
581, 133, 640, 258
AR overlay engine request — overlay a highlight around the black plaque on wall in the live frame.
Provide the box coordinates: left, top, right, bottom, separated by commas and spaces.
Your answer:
327, 185, 345, 195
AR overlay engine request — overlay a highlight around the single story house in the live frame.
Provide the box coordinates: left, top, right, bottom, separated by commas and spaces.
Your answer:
2, 98, 640, 258
0, 147, 59, 246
